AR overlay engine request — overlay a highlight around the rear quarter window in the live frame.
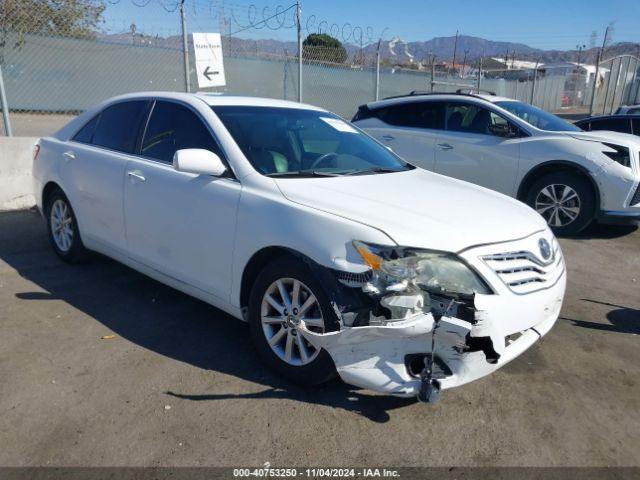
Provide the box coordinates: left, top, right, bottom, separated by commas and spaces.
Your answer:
91, 101, 149, 154
72, 114, 100, 144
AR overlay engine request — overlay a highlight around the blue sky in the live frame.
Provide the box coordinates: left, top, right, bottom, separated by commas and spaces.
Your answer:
103, 0, 639, 50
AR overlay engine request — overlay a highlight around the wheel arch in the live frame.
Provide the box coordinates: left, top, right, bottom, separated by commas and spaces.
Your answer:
42, 181, 64, 211
516, 160, 600, 207
239, 246, 308, 313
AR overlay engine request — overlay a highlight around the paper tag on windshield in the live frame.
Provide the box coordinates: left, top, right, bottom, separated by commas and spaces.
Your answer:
320, 117, 358, 133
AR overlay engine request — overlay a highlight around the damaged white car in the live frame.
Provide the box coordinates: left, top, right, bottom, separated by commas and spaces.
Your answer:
32, 93, 566, 402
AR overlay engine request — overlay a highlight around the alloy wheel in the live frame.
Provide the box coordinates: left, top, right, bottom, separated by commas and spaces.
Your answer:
534, 184, 581, 228
260, 278, 325, 366
50, 198, 74, 252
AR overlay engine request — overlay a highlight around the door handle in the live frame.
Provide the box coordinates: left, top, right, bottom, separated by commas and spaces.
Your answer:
63, 151, 76, 160
437, 143, 454, 150
127, 171, 146, 182
382, 135, 395, 141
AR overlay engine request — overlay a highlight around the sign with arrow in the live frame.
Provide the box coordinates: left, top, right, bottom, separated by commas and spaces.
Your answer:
192, 32, 226, 88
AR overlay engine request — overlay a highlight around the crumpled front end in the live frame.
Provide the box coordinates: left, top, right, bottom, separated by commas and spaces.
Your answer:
303, 231, 566, 401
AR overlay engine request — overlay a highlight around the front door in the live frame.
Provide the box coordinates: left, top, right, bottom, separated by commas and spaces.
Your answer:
123, 100, 241, 300
433, 102, 521, 196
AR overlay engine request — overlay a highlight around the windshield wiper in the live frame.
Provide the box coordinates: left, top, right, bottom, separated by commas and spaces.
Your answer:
344, 167, 408, 176
266, 169, 343, 178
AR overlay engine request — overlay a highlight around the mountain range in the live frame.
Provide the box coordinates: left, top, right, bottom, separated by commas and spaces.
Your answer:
100, 32, 640, 66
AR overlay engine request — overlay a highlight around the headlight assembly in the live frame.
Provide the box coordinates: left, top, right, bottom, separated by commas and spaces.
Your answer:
353, 240, 491, 296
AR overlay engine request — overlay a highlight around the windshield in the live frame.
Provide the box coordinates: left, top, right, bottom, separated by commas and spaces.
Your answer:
212, 106, 413, 177
495, 101, 581, 132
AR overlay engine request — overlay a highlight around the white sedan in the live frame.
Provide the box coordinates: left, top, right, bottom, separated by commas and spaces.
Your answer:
32, 92, 566, 402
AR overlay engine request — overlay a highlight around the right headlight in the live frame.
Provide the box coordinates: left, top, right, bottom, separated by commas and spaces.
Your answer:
353, 241, 491, 296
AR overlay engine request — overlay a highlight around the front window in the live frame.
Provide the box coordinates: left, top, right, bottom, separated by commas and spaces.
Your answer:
495, 101, 581, 132
212, 106, 413, 177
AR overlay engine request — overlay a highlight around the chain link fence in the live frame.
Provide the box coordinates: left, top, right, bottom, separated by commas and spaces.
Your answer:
1, 0, 640, 136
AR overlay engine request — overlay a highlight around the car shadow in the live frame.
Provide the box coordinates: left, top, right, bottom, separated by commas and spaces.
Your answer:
1, 210, 415, 423
568, 222, 638, 240
561, 299, 640, 335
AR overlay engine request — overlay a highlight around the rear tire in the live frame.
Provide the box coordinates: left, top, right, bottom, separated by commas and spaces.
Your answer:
45, 188, 89, 263
248, 257, 339, 386
526, 171, 596, 236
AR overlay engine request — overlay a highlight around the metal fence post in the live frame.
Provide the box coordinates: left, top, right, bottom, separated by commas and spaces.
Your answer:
477, 57, 482, 93
609, 57, 623, 114
296, 0, 302, 103
589, 49, 601, 116
628, 57, 638, 104
530, 61, 539, 105
180, 0, 191, 93
375, 39, 381, 101
430, 57, 435, 92
0, 63, 12, 136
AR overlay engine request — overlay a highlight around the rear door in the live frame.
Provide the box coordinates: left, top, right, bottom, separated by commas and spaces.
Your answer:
363, 101, 445, 170
433, 102, 521, 196
66, 100, 149, 252
123, 100, 241, 300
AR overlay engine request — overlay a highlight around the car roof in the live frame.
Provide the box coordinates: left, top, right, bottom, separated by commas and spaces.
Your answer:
103, 91, 325, 112
365, 92, 514, 109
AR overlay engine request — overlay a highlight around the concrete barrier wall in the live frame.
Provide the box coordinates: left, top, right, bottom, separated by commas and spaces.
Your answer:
0, 137, 38, 211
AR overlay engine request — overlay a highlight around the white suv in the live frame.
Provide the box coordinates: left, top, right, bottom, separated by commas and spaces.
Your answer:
32, 92, 565, 402
353, 92, 640, 235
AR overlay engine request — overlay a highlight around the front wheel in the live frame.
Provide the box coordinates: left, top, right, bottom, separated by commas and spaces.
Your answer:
526, 172, 596, 236
248, 257, 339, 385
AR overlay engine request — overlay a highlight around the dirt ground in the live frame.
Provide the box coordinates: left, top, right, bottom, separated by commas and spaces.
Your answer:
0, 209, 639, 467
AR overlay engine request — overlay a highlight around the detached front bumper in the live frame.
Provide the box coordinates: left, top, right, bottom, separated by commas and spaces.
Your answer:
303, 273, 564, 397
305, 230, 566, 398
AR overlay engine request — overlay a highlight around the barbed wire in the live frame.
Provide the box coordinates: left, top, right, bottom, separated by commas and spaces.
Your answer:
102, 0, 389, 46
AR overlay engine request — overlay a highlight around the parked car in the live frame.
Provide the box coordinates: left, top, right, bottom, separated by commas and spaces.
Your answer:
32, 92, 566, 402
574, 114, 640, 137
615, 105, 640, 115
352, 92, 640, 235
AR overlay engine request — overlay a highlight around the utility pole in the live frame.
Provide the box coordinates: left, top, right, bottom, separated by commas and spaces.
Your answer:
589, 25, 610, 115
180, 0, 190, 92
451, 30, 459, 76
476, 57, 482, 93
461, 50, 468, 78
576, 44, 586, 68
296, 0, 302, 102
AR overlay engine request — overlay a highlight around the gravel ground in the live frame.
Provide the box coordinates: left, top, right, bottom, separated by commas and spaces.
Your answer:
0, 209, 639, 467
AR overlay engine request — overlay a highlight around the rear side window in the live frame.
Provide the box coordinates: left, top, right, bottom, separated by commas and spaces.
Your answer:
627, 108, 640, 115
91, 101, 149, 153
588, 118, 632, 134
141, 101, 221, 164
375, 102, 445, 130
72, 114, 100, 144
633, 119, 640, 135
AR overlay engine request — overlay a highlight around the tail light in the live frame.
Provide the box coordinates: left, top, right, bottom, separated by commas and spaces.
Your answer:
32, 144, 40, 161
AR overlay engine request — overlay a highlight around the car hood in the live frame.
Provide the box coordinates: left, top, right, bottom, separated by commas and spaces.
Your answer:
274, 169, 547, 252
567, 130, 640, 147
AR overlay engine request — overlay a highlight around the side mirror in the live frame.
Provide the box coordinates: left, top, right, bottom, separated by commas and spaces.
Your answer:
489, 123, 518, 138
173, 149, 227, 176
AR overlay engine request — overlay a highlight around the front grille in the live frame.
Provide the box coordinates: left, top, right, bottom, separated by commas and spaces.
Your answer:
631, 182, 640, 206
482, 239, 564, 294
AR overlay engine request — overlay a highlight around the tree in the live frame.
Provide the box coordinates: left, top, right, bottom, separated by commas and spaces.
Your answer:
302, 33, 347, 64
1, 0, 105, 59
